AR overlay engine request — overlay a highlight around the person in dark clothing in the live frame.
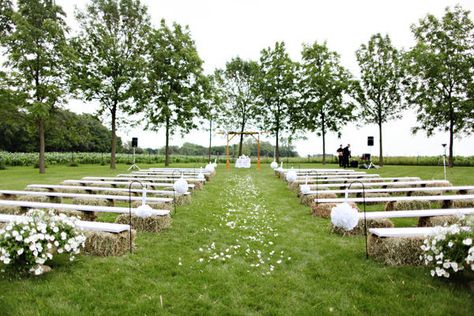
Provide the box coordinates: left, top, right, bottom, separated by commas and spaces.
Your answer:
342, 144, 351, 168
336, 144, 343, 167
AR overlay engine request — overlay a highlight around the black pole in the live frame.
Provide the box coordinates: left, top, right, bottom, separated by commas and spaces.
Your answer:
128, 180, 144, 254
346, 180, 368, 259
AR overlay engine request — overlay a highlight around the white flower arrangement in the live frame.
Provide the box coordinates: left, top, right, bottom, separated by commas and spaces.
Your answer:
420, 224, 474, 278
0, 209, 86, 276
330, 203, 359, 231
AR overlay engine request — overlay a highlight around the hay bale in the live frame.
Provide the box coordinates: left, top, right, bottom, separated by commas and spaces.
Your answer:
424, 182, 452, 188
174, 194, 191, 206
365, 193, 390, 198
115, 214, 172, 233
72, 197, 112, 207
0, 205, 23, 215
83, 229, 136, 257
312, 202, 359, 218
24, 187, 49, 192
332, 218, 394, 236
131, 200, 172, 210
410, 190, 443, 196
368, 234, 424, 265
448, 199, 474, 208
51, 209, 96, 221
384, 200, 437, 211
420, 215, 464, 227
301, 192, 338, 206
17, 195, 62, 203
288, 182, 300, 192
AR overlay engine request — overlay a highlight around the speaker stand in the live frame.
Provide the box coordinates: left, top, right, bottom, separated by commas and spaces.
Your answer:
128, 147, 140, 171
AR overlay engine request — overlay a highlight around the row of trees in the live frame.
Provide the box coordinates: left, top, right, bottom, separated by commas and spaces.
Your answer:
0, 1, 473, 172
0, 0, 210, 173
129, 140, 297, 158
0, 108, 120, 152
214, 6, 474, 167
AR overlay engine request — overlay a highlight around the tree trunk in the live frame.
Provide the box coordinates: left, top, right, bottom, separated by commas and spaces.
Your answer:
321, 112, 326, 165
208, 118, 212, 163
238, 128, 245, 157
110, 106, 117, 169
165, 117, 170, 167
378, 122, 384, 166
275, 130, 280, 163
38, 119, 46, 174
449, 117, 454, 167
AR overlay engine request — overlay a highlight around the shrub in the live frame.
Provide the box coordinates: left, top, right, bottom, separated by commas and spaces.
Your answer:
0, 210, 86, 276
421, 224, 474, 278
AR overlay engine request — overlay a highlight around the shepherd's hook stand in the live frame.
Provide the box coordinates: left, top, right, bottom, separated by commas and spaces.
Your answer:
171, 170, 181, 216
346, 181, 368, 259
128, 180, 144, 253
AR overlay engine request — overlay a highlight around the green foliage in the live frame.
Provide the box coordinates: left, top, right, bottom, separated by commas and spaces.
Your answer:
214, 57, 260, 155
0, 108, 118, 152
255, 42, 298, 162
71, 0, 150, 169
354, 34, 406, 166
0, 0, 13, 36
138, 20, 209, 166
405, 6, 474, 167
295, 41, 354, 163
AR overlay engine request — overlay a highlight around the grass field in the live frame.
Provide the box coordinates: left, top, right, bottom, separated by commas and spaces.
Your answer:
0, 163, 473, 315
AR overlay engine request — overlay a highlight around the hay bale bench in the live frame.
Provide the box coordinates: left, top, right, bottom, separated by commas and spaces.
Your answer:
360, 208, 474, 226
0, 189, 173, 208
83, 176, 205, 189
63, 179, 196, 190
0, 200, 171, 233
301, 185, 473, 198
312, 194, 474, 212
368, 227, 472, 265
307, 179, 450, 190
26, 184, 188, 199
297, 176, 420, 185
0, 213, 134, 256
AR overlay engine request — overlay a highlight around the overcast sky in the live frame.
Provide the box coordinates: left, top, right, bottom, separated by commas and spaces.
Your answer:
58, 0, 474, 157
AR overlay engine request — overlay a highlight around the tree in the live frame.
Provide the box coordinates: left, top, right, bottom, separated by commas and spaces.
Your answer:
138, 20, 209, 166
255, 42, 297, 162
405, 6, 474, 167
353, 34, 405, 166
3, 0, 69, 173
296, 42, 354, 164
71, 0, 150, 169
214, 57, 259, 156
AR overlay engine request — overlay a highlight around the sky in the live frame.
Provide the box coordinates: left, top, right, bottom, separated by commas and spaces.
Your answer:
57, 0, 474, 158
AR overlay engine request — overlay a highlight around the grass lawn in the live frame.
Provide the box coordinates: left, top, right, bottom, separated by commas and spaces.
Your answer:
0, 163, 473, 315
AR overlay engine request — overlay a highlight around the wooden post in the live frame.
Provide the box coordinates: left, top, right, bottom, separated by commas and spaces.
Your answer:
257, 133, 261, 170
226, 134, 230, 170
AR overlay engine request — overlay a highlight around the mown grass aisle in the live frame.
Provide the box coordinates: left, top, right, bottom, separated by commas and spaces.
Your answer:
0, 164, 473, 315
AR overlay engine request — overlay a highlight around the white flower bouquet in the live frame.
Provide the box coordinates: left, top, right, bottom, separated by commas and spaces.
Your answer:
420, 224, 474, 278
0, 209, 86, 276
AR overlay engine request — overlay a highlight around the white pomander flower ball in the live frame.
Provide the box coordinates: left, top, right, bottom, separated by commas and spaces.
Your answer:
300, 184, 311, 194
135, 204, 153, 218
286, 169, 297, 183
330, 203, 359, 231
173, 177, 189, 194
205, 163, 215, 173
270, 161, 278, 169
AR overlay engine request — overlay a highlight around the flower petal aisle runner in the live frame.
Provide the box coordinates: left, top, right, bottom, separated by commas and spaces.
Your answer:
196, 175, 290, 275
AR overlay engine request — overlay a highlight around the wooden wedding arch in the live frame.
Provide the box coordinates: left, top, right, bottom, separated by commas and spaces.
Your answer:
220, 131, 263, 170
